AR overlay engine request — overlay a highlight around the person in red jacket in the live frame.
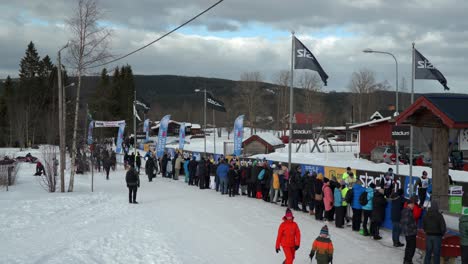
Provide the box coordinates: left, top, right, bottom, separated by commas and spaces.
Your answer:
276, 208, 301, 264
404, 195, 423, 223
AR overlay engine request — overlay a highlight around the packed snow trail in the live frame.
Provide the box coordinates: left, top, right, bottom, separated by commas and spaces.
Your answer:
1, 163, 407, 264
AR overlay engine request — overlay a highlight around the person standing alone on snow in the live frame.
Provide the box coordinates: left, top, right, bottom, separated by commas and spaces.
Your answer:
309, 225, 334, 264
275, 208, 301, 264
125, 164, 140, 204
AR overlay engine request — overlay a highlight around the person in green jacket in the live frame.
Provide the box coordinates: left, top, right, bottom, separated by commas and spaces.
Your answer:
460, 214, 468, 264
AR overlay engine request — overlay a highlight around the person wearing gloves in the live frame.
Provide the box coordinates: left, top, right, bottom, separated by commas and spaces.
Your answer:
275, 208, 301, 264
309, 225, 334, 264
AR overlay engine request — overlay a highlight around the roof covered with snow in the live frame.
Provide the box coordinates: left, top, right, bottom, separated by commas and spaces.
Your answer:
349, 116, 392, 129
244, 133, 284, 147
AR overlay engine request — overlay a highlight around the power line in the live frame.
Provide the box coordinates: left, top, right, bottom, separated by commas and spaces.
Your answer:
88, 0, 224, 69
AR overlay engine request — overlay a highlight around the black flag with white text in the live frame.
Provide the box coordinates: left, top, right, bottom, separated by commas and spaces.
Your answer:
414, 49, 449, 91
294, 37, 329, 86
207, 94, 226, 112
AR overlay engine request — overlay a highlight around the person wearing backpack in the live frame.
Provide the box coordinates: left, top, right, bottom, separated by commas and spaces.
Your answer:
314, 174, 325, 221
361, 183, 375, 236
351, 179, 365, 231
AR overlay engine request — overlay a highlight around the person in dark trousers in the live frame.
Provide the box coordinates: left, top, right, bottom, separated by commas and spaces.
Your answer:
280, 166, 289, 207
371, 188, 387, 240
422, 201, 446, 264
288, 166, 301, 210
401, 198, 418, 264
135, 152, 141, 174
103, 156, 112, 180
314, 175, 324, 221
125, 164, 140, 204
380, 172, 394, 198
303, 171, 316, 215
390, 189, 405, 247
334, 181, 346, 228
188, 157, 198, 185
460, 213, 468, 264
361, 183, 375, 236
351, 179, 365, 232
161, 154, 168, 177
415, 171, 430, 207
197, 158, 206, 189
204, 159, 212, 189
240, 162, 248, 195
228, 165, 238, 197
145, 155, 156, 182
247, 161, 257, 197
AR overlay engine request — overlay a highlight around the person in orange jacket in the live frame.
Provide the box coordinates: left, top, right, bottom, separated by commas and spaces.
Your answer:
276, 208, 301, 264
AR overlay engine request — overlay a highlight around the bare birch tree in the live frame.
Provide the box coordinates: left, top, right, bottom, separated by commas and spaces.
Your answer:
348, 69, 379, 122
66, 0, 112, 192
274, 71, 290, 134
238, 72, 263, 135
298, 71, 322, 115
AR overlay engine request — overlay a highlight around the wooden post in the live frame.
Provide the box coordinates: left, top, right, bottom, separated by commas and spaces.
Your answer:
432, 126, 449, 211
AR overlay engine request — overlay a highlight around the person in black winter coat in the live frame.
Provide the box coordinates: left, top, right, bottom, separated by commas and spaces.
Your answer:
288, 167, 301, 210
401, 198, 418, 264
197, 158, 207, 189
303, 172, 316, 214
228, 165, 239, 197
371, 188, 387, 240
204, 160, 211, 189
161, 154, 168, 177
135, 153, 141, 173
188, 157, 198, 185
247, 162, 257, 198
390, 189, 405, 247
125, 165, 140, 204
240, 164, 248, 195
145, 156, 156, 182
103, 156, 112, 180
262, 166, 272, 202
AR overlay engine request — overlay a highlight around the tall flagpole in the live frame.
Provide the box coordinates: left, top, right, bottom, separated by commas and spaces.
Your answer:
409, 42, 415, 195
213, 108, 216, 155
288, 31, 295, 171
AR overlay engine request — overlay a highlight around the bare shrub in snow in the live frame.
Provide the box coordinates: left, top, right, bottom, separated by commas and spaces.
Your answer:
39, 146, 59, 192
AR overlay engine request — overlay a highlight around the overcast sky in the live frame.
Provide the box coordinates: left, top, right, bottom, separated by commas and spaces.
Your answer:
1, 0, 466, 93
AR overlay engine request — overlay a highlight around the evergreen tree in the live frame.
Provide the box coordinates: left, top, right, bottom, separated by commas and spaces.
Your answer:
19, 42, 41, 79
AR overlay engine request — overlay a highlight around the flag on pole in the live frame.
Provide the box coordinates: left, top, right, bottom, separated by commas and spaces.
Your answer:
233, 115, 244, 156
134, 100, 150, 111
207, 94, 226, 112
179, 122, 186, 150
294, 37, 329, 85
414, 49, 449, 91
133, 104, 141, 121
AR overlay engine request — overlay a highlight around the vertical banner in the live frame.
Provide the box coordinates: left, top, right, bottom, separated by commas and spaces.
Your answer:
115, 123, 126, 153
179, 122, 186, 150
143, 119, 150, 142
233, 115, 245, 156
157, 115, 171, 157
87, 121, 94, 145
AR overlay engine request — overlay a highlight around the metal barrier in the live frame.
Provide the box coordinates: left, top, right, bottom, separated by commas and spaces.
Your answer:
0, 162, 17, 191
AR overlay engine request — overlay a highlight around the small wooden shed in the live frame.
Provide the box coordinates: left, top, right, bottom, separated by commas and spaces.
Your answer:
242, 133, 285, 156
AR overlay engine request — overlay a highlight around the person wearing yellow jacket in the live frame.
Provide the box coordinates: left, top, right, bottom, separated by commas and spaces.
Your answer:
269, 164, 281, 203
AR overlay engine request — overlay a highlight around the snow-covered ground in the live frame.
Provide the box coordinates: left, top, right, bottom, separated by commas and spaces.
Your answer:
1, 157, 423, 264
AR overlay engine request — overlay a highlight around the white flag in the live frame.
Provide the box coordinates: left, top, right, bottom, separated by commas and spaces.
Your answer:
133, 105, 141, 121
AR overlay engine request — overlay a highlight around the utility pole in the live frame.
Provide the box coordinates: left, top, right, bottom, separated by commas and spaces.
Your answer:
204, 88, 207, 157
133, 89, 137, 168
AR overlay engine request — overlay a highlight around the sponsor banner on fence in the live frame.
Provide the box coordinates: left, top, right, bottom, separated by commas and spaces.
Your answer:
301, 164, 325, 178
94, 120, 126, 128
325, 166, 356, 181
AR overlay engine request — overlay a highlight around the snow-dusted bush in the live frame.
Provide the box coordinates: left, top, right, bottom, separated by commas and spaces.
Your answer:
39, 146, 59, 192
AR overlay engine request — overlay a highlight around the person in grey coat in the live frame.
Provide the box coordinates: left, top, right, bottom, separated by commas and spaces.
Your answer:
401, 198, 418, 264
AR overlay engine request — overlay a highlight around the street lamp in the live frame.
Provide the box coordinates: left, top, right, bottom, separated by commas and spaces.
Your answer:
194, 88, 207, 156
57, 42, 69, 193
363, 48, 400, 175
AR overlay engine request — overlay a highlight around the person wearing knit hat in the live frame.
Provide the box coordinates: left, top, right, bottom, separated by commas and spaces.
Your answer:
310, 225, 334, 264
276, 208, 301, 264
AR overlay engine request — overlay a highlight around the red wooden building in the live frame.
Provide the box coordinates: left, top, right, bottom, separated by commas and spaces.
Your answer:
350, 117, 395, 157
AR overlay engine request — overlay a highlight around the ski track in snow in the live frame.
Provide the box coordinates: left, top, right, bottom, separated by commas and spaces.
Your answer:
1, 162, 412, 264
